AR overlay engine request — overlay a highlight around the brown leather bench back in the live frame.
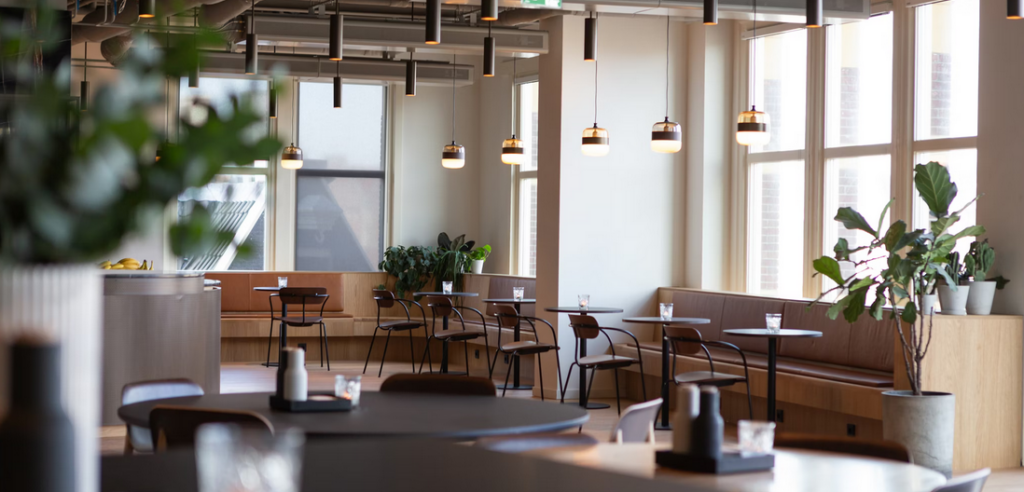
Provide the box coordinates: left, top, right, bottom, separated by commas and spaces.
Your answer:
204, 272, 345, 313
485, 276, 536, 317
669, 290, 726, 340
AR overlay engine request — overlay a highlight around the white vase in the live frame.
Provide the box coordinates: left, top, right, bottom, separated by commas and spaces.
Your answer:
965, 280, 997, 315
921, 294, 939, 316
936, 284, 970, 316
471, 259, 485, 274
883, 391, 955, 477
0, 264, 102, 492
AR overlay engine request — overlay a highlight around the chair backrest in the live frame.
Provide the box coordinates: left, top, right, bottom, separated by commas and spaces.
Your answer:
149, 406, 273, 451
278, 287, 328, 306
426, 296, 454, 318
379, 374, 496, 396
931, 468, 991, 492
373, 289, 396, 309
568, 315, 601, 339
475, 433, 599, 453
492, 304, 520, 329
122, 378, 205, 406
610, 398, 663, 444
773, 432, 911, 463
664, 326, 704, 356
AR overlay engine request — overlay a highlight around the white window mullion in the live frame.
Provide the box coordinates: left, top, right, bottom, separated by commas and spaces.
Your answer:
804, 28, 826, 299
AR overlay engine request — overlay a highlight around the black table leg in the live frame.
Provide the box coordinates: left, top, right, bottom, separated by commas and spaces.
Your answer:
440, 315, 449, 373
275, 304, 289, 367
767, 338, 777, 422
497, 301, 532, 391
576, 338, 610, 410
658, 325, 671, 430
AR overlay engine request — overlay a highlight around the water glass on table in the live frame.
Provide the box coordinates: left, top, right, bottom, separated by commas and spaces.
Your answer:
578, 295, 590, 311
738, 420, 776, 455
512, 287, 525, 301
765, 313, 782, 334
196, 423, 305, 492
335, 375, 362, 407
278, 277, 288, 288
442, 281, 453, 295
660, 303, 674, 321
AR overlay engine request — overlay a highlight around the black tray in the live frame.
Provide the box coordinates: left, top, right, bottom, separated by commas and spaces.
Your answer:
655, 450, 774, 474
269, 393, 352, 413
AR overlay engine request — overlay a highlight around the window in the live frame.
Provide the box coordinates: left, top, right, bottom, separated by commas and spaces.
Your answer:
750, 30, 807, 154
515, 80, 539, 277
177, 76, 271, 271
295, 82, 387, 272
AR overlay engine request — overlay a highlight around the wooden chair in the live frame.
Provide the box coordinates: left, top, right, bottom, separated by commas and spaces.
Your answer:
417, 296, 490, 377
489, 304, 563, 400
149, 406, 273, 451
609, 398, 663, 444
561, 315, 647, 415
931, 469, 991, 492
664, 326, 754, 419
266, 287, 331, 370
121, 379, 204, 454
380, 373, 496, 397
363, 289, 428, 377
773, 432, 912, 463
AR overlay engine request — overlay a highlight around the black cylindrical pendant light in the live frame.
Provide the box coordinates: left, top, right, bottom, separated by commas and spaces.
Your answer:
269, 87, 278, 118
329, 2, 343, 61
483, 24, 495, 77
481, 0, 498, 21
703, 0, 717, 25
584, 12, 596, 62
806, 0, 822, 28
245, 4, 258, 75
189, 8, 199, 88
334, 62, 342, 108
138, 0, 156, 18
1010, 0, 1023, 19
188, 66, 199, 88
406, 59, 417, 96
426, 0, 441, 45
80, 81, 89, 111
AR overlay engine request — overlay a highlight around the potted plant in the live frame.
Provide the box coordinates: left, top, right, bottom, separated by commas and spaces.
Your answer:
964, 240, 1010, 315
434, 232, 471, 292
0, 9, 281, 492
378, 245, 436, 299
936, 251, 970, 315
467, 244, 491, 274
812, 162, 983, 475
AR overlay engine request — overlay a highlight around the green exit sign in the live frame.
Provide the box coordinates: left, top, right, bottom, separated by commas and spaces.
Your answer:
521, 0, 561, 8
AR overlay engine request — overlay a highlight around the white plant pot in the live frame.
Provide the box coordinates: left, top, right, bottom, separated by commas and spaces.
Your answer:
471, 259, 485, 274
883, 390, 955, 477
936, 284, 970, 316
965, 280, 997, 315
921, 294, 939, 316
0, 264, 103, 492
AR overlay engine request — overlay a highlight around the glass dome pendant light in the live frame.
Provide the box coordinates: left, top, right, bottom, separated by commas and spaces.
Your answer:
281, 143, 304, 170
736, 0, 771, 147
651, 16, 681, 154
501, 54, 525, 165
442, 54, 466, 169
581, 12, 609, 157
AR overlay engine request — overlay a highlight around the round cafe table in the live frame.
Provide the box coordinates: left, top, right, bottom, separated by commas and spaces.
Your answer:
414, 291, 479, 375
722, 329, 822, 422
483, 298, 537, 391
622, 317, 711, 430
545, 306, 624, 409
118, 391, 588, 439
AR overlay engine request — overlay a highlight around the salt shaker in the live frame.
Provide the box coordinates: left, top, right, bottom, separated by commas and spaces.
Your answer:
283, 347, 308, 401
672, 383, 700, 454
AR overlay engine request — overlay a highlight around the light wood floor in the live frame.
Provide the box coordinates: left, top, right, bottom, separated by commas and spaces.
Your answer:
100, 361, 1024, 491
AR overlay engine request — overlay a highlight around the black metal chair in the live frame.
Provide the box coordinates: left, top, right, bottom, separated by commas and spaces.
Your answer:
418, 296, 490, 377
363, 289, 428, 377
489, 304, 563, 400
121, 379, 205, 454
664, 326, 754, 419
265, 287, 331, 370
380, 373, 496, 396
560, 315, 647, 415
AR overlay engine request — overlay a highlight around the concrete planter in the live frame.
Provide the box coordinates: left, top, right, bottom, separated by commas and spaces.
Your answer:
965, 280, 997, 315
921, 294, 939, 316
470, 259, 485, 274
882, 390, 955, 477
936, 284, 970, 316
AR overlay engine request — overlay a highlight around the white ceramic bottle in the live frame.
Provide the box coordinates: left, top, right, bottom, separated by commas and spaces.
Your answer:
283, 348, 308, 401
672, 383, 700, 454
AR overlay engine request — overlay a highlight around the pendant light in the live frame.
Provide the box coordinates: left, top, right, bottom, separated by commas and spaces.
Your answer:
138, 0, 155, 19
245, 0, 258, 75
442, 55, 465, 169
406, 53, 417, 96
481, 0, 498, 22
652, 16, 681, 153
80, 43, 89, 112
188, 8, 199, 88
269, 86, 278, 118
501, 54, 525, 165
333, 61, 343, 109
329, 0, 343, 60
584, 11, 596, 62
704, 0, 717, 25
483, 22, 495, 77
581, 13, 609, 157
806, 0, 822, 28
737, 0, 770, 147
426, 0, 441, 45
1010, 0, 1023, 19
281, 143, 304, 169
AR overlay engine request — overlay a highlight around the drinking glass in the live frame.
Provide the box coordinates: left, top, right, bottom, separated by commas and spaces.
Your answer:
578, 295, 590, 311
442, 281, 453, 295
346, 375, 362, 407
512, 287, 525, 301
196, 423, 305, 492
659, 303, 674, 321
278, 277, 288, 288
738, 420, 776, 455
765, 313, 782, 334
334, 375, 347, 398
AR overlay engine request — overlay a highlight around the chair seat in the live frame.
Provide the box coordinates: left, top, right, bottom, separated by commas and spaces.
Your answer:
579, 354, 637, 368
434, 329, 485, 341
673, 371, 747, 386
273, 315, 324, 326
500, 340, 557, 355
379, 320, 423, 330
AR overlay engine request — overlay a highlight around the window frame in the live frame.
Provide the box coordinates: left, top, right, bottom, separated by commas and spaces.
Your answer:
511, 76, 539, 278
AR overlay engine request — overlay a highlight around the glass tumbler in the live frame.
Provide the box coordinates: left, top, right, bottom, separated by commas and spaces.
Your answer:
346, 375, 362, 407
578, 295, 590, 311
765, 313, 782, 333
196, 423, 305, 492
659, 303, 674, 321
278, 277, 288, 288
738, 420, 776, 455
512, 287, 525, 301
442, 281, 453, 295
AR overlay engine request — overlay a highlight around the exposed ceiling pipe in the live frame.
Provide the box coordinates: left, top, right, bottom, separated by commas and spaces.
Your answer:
492, 8, 564, 27
71, 0, 223, 44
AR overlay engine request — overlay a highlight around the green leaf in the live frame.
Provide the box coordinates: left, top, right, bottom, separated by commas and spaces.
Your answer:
826, 296, 852, 320
842, 288, 867, 323
950, 225, 986, 242
869, 291, 886, 320
833, 238, 851, 260
914, 162, 958, 217
993, 275, 1011, 290
835, 207, 877, 238
892, 225, 921, 251
850, 277, 875, 292
877, 198, 894, 237
813, 257, 845, 286
930, 216, 959, 237
882, 221, 907, 252
901, 301, 917, 325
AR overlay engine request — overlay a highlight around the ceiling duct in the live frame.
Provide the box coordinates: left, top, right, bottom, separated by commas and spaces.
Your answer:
200, 51, 474, 85
569, 0, 869, 22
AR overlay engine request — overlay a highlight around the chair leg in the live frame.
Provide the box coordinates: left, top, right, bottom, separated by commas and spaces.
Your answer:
561, 363, 577, 404
319, 324, 324, 368
585, 367, 597, 405
613, 368, 622, 415
488, 348, 501, 379
322, 323, 330, 371
264, 319, 275, 367
463, 340, 471, 377
378, 331, 392, 378
418, 337, 435, 374
408, 330, 416, 373
123, 431, 133, 455
537, 353, 545, 402
362, 327, 380, 375
501, 353, 514, 397
637, 361, 648, 401
745, 382, 754, 419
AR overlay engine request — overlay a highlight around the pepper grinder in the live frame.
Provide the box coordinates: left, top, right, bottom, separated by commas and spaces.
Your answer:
672, 383, 700, 454
689, 386, 724, 459
282, 347, 308, 401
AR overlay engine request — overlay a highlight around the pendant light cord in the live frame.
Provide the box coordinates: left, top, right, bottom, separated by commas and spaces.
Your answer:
592, 12, 598, 126
83, 42, 87, 81
751, 0, 757, 111
511, 53, 517, 138
451, 53, 456, 143
664, 15, 669, 119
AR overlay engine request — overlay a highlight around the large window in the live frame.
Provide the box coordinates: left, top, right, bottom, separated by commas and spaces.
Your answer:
177, 76, 271, 271
515, 80, 539, 277
295, 82, 387, 272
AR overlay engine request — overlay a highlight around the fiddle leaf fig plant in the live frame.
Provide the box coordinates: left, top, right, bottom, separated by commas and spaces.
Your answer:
378, 245, 435, 299
812, 162, 983, 396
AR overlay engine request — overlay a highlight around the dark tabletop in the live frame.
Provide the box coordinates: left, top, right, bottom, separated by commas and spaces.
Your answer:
723, 329, 823, 338
544, 307, 624, 314
414, 292, 480, 297
622, 317, 712, 325
253, 286, 281, 291
118, 392, 588, 439
102, 439, 712, 492
483, 298, 537, 304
